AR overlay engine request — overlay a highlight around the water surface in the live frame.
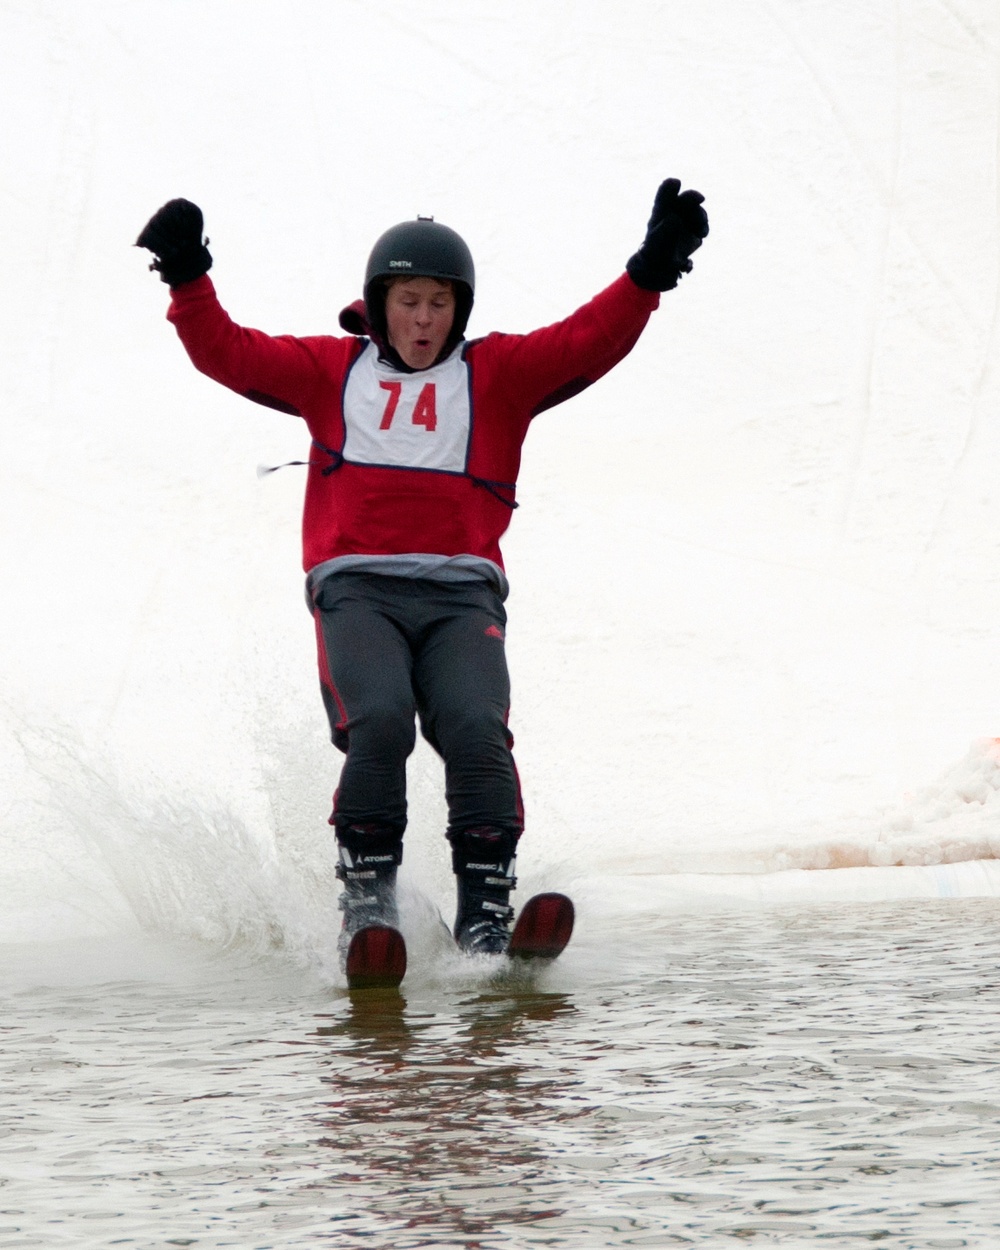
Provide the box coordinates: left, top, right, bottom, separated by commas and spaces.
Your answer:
3, 898, 999, 1248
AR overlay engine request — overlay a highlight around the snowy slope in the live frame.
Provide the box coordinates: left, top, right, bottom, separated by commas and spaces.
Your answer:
3, 1, 1000, 947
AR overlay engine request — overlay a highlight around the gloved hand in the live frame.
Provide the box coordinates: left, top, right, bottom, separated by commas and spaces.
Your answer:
135, 198, 212, 287
626, 178, 709, 291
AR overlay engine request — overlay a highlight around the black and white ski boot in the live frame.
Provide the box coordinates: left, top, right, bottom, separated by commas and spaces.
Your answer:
335, 824, 404, 969
449, 827, 519, 956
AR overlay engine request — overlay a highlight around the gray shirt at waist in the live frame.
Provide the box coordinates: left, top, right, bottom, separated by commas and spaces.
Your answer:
305, 552, 510, 607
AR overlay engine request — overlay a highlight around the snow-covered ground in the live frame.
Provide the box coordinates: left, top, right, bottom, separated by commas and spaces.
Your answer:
3, 1, 1000, 949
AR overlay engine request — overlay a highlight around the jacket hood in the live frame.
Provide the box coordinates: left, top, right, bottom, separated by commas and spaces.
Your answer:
338, 299, 370, 336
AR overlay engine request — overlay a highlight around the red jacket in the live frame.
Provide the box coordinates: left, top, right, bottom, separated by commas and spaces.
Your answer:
167, 274, 659, 575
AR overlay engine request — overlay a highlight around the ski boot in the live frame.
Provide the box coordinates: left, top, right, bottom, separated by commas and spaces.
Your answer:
335, 824, 404, 968
449, 826, 519, 955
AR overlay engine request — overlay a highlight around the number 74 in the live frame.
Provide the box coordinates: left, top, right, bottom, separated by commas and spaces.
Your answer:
378, 381, 438, 432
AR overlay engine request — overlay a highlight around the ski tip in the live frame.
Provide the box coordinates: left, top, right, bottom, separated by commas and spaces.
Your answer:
345, 925, 407, 990
509, 892, 575, 961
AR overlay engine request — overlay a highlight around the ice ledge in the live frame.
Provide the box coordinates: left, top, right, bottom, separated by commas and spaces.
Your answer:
573, 858, 1000, 914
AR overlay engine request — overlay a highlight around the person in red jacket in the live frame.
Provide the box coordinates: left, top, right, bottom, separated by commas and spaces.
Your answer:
136, 181, 708, 958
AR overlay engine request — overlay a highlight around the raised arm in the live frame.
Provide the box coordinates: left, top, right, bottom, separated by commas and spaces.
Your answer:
136, 198, 337, 415
482, 179, 709, 416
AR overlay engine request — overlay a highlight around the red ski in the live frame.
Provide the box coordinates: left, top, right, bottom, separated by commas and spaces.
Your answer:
508, 892, 575, 961
345, 925, 407, 990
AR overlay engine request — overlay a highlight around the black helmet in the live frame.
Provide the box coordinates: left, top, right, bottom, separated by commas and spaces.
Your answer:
364, 216, 475, 359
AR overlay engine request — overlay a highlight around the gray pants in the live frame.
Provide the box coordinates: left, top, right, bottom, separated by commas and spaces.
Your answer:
313, 572, 523, 840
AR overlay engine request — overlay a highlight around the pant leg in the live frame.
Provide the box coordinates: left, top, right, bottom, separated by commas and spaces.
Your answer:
314, 575, 417, 835
412, 583, 523, 838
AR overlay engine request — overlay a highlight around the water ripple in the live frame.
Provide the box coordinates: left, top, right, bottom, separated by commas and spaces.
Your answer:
1, 900, 999, 1246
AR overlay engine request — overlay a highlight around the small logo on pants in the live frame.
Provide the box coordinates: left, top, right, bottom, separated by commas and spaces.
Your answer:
484, 625, 504, 639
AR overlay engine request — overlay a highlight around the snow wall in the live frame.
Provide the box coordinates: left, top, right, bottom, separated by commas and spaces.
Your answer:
3, 0, 1000, 952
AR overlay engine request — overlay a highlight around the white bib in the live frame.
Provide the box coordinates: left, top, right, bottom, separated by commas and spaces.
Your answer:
341, 342, 471, 473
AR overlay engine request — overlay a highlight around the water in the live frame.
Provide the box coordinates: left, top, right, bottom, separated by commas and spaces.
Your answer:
4, 898, 999, 1248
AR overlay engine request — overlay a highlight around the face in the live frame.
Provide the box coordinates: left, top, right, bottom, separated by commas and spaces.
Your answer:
384, 277, 456, 369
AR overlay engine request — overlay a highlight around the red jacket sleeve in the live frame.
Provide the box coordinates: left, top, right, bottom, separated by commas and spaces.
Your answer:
166, 275, 352, 417
472, 273, 660, 417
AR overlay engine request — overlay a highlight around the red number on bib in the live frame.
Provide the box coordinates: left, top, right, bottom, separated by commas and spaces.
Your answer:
412, 383, 437, 432
379, 381, 402, 429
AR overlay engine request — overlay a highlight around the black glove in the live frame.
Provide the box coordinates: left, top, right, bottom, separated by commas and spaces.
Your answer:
135, 198, 212, 288
626, 178, 709, 291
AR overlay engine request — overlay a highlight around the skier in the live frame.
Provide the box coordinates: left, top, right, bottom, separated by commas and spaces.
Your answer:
136, 179, 708, 960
